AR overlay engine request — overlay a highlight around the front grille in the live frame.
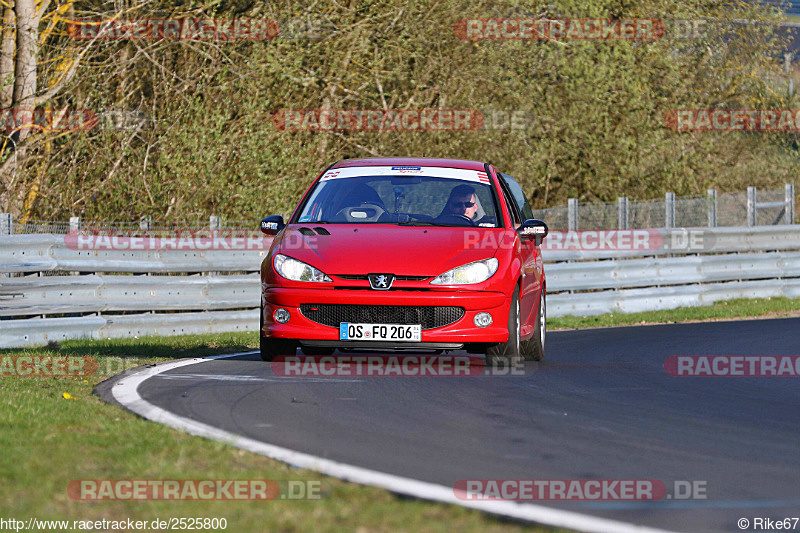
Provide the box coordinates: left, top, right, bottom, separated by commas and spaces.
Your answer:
300, 304, 464, 330
334, 286, 431, 291
335, 274, 430, 281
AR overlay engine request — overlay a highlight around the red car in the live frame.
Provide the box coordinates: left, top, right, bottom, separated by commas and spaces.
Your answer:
259, 158, 548, 366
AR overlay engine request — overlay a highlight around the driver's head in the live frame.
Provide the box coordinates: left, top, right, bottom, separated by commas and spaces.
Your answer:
447, 184, 478, 219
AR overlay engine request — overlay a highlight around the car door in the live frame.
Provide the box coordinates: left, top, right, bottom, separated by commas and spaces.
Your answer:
498, 172, 541, 334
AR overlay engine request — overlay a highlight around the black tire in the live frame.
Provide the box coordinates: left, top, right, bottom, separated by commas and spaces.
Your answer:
260, 336, 295, 362
484, 285, 522, 368
521, 288, 545, 361
259, 305, 296, 361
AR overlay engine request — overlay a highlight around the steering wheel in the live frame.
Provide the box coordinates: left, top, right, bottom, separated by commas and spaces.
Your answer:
334, 203, 387, 222
436, 213, 476, 226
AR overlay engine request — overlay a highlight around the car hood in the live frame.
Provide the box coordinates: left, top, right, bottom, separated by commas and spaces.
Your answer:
274, 224, 513, 276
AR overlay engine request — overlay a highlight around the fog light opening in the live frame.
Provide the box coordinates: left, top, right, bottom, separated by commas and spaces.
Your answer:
474, 312, 493, 328
273, 308, 291, 324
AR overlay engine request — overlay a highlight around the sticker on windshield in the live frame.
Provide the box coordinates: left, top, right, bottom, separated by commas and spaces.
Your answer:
391, 166, 423, 173
320, 166, 489, 183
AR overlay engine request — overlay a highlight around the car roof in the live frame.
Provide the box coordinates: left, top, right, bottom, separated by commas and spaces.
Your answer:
330, 157, 488, 171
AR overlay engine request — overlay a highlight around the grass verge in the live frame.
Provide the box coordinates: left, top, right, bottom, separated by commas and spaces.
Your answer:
549, 296, 800, 330
2, 297, 798, 531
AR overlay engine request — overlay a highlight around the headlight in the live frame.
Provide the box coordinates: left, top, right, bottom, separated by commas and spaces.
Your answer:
273, 254, 332, 282
430, 258, 499, 285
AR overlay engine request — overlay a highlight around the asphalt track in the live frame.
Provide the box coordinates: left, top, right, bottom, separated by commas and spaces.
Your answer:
103, 317, 800, 533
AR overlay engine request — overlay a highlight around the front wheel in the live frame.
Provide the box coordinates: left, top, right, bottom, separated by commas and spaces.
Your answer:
484, 286, 522, 368
260, 336, 295, 362
521, 288, 545, 361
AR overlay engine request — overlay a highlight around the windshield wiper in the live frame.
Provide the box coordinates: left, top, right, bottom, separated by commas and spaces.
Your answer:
395, 220, 452, 227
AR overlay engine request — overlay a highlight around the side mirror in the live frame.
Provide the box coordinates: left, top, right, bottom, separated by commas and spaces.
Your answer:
519, 219, 548, 246
260, 215, 285, 235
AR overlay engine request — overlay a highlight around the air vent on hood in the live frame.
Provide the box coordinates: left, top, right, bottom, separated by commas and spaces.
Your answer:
314, 227, 330, 235
298, 227, 316, 236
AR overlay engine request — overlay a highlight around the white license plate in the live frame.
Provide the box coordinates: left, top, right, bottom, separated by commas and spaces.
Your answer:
339, 323, 421, 342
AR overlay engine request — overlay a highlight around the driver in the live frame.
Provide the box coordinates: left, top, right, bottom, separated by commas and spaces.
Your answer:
440, 184, 479, 221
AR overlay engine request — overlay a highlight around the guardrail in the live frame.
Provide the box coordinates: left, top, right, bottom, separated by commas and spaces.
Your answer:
0, 310, 257, 349
0, 234, 268, 273
2, 226, 800, 348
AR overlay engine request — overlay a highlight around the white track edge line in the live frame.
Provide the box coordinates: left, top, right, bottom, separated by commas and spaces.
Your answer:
111, 352, 679, 533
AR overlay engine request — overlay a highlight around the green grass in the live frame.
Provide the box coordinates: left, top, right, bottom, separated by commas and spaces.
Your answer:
549, 296, 800, 330
2, 297, 798, 531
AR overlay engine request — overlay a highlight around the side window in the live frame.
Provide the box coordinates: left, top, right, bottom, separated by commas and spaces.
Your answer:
497, 178, 520, 226
499, 173, 535, 222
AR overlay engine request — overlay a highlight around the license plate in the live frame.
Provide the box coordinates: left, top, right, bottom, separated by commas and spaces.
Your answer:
339, 323, 421, 342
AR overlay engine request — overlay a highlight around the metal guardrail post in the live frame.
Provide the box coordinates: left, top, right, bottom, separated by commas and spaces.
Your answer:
568, 198, 578, 231
0, 213, 11, 235
0, 213, 11, 278
665, 192, 675, 229
139, 215, 152, 231
707, 189, 717, 227
618, 197, 629, 230
0, 213, 10, 277
787, 184, 795, 225
747, 187, 757, 226
68, 217, 82, 276
208, 215, 222, 277
750, 185, 792, 225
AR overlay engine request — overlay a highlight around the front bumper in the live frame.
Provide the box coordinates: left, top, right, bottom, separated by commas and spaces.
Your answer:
262, 288, 511, 345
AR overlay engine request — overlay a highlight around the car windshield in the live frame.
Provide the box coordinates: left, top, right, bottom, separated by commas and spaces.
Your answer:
295, 171, 500, 227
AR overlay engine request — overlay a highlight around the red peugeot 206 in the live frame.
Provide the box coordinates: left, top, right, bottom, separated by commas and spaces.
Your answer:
259, 158, 548, 366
